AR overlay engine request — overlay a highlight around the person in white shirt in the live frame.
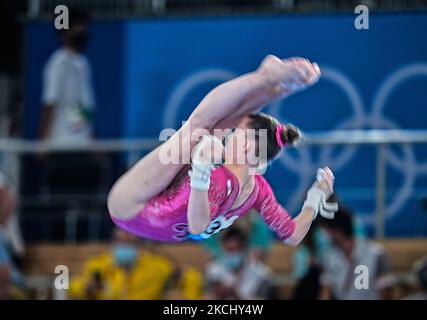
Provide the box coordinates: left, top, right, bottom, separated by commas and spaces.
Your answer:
205, 227, 273, 300
0, 171, 27, 298
35, 10, 101, 239
318, 206, 390, 300
39, 9, 95, 144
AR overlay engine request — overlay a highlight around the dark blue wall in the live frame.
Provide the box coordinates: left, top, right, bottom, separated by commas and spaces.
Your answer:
24, 13, 427, 236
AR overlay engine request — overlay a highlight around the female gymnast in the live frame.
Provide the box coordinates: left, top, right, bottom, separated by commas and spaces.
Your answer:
108, 55, 338, 246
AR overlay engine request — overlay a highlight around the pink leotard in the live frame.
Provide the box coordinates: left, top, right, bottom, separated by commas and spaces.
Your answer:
111, 166, 295, 242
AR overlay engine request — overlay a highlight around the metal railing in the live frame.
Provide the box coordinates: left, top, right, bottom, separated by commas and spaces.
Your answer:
1, 129, 427, 241
303, 129, 427, 238
25, 0, 427, 20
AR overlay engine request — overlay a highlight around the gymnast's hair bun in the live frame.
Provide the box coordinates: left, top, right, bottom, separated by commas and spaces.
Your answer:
282, 123, 301, 146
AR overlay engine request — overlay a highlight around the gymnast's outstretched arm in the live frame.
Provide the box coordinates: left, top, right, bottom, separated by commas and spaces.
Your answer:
286, 167, 335, 245
255, 167, 335, 247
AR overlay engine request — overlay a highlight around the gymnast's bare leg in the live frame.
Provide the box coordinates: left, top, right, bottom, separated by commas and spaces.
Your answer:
108, 56, 320, 220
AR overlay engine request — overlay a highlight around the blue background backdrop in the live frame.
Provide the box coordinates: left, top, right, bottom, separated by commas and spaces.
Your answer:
24, 13, 427, 236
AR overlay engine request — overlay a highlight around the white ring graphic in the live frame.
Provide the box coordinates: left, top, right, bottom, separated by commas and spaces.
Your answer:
267, 66, 366, 212
163, 69, 236, 129
161, 62, 427, 228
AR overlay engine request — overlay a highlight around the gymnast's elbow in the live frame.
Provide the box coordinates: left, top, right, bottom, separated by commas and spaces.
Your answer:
107, 184, 142, 220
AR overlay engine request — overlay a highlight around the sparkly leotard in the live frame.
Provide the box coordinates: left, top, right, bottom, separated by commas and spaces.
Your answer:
111, 166, 295, 242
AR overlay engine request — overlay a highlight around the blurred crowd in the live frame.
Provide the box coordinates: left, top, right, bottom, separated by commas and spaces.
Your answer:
2, 171, 427, 300
49, 200, 427, 301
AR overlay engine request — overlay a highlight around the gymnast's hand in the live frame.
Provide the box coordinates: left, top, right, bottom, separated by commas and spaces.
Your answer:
303, 166, 338, 220
313, 166, 334, 198
189, 135, 224, 192
259, 54, 321, 95
191, 134, 224, 167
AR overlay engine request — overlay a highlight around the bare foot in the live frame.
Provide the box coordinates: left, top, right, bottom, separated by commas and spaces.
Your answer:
259, 55, 321, 92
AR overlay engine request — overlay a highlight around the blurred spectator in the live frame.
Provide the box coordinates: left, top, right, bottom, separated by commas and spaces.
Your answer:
291, 194, 366, 300
0, 173, 27, 299
203, 210, 274, 260
0, 264, 12, 299
33, 8, 106, 242
0, 173, 15, 226
37, 8, 102, 196
163, 265, 204, 300
69, 228, 171, 299
318, 205, 391, 300
0, 170, 25, 267
39, 8, 95, 144
403, 257, 427, 300
204, 227, 273, 300
69, 228, 203, 300
290, 222, 324, 300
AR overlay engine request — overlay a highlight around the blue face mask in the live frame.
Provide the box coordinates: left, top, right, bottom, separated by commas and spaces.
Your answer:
222, 252, 244, 270
113, 244, 138, 266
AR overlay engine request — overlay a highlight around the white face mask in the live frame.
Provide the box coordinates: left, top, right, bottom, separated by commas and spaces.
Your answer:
113, 244, 138, 266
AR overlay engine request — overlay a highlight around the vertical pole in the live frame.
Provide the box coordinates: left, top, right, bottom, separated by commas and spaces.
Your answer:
27, 0, 41, 18
7, 150, 26, 255
375, 144, 386, 239
65, 208, 78, 244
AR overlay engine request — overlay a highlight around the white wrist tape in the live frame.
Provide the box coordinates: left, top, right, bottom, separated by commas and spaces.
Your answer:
188, 162, 214, 191
303, 169, 338, 220
319, 200, 338, 219
188, 135, 219, 191
303, 187, 338, 220
303, 187, 324, 220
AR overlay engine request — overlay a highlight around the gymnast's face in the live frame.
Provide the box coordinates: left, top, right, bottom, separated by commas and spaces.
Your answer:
223, 116, 257, 165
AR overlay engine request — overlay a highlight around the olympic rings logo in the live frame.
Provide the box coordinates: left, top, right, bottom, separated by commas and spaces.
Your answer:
162, 63, 427, 225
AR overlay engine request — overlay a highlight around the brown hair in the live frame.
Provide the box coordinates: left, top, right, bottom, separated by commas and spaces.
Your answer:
248, 113, 301, 161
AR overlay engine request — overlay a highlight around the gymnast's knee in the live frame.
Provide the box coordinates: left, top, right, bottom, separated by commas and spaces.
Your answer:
107, 186, 145, 221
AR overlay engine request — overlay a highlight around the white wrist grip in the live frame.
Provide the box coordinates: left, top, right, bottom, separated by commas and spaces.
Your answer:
303, 168, 338, 220
189, 135, 220, 191
303, 188, 338, 220
303, 187, 324, 220
188, 162, 214, 191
